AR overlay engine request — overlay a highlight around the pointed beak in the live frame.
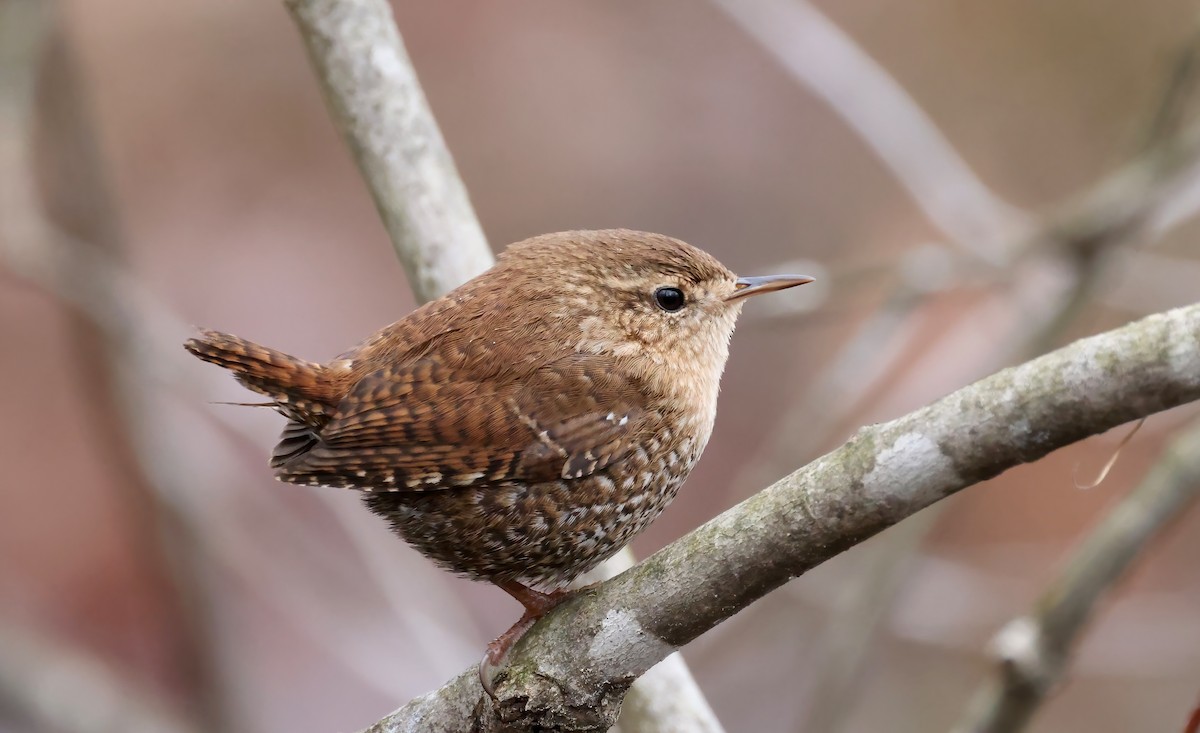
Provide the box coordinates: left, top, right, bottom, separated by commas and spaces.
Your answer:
725, 274, 816, 302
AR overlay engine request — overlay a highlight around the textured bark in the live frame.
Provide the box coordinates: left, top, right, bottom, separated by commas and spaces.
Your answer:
364, 304, 1200, 731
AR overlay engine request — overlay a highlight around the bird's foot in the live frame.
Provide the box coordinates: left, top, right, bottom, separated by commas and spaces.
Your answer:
479, 582, 573, 699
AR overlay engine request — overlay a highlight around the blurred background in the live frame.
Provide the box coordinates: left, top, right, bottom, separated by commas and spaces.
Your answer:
2, 1, 1199, 732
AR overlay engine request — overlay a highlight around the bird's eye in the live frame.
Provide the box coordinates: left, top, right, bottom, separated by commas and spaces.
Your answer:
653, 286, 686, 312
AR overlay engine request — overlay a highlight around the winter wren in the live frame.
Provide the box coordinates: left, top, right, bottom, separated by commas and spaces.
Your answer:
184, 229, 812, 686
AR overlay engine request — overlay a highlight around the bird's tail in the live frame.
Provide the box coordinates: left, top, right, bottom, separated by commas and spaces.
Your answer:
184, 329, 336, 419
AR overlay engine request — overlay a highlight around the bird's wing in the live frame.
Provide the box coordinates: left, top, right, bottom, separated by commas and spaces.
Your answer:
273, 354, 655, 491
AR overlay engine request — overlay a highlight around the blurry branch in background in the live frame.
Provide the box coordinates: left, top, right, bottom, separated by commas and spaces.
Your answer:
953, 418, 1200, 733
0, 1, 225, 730
707, 14, 1200, 730
710, 0, 1032, 264
729, 0, 1200, 328
791, 501, 938, 733
948, 54, 1200, 733
716, 0, 1200, 270
284, 1, 722, 732
29, 24, 235, 733
726, 0, 1200, 466
1015, 17, 1200, 355
0, 625, 199, 733
2, 123, 467, 700
371, 305, 1200, 732
1140, 20, 1200, 156
1, 0, 452, 711
0, 211, 467, 699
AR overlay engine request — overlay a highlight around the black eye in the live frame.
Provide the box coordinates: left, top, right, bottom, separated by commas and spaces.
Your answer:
653, 286, 686, 312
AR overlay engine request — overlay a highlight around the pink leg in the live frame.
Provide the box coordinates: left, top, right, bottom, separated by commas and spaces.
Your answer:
479, 580, 573, 698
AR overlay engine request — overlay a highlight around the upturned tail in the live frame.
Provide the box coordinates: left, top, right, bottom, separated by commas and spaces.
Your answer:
185, 329, 345, 467
184, 329, 338, 420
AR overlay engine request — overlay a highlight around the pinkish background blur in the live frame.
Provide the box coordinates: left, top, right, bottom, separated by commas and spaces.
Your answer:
2, 1, 1199, 732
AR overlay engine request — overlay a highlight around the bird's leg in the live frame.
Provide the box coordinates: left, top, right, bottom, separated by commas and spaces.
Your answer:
478, 580, 573, 698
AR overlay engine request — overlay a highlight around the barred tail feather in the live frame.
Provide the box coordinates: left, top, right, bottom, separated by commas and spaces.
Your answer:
184, 329, 334, 417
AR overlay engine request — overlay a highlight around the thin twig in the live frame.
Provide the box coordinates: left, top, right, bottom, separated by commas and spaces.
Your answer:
952, 418, 1200, 733
710, 0, 1031, 263
1139, 18, 1200, 153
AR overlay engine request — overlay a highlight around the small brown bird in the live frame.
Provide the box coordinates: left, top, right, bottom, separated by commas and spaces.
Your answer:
184, 229, 811, 689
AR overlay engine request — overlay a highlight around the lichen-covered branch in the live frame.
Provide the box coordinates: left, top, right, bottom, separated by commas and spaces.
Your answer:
952, 417, 1200, 733
570, 550, 724, 733
365, 302, 1200, 732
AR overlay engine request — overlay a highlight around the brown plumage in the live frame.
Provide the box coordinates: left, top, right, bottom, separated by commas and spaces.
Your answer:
184, 229, 812, 688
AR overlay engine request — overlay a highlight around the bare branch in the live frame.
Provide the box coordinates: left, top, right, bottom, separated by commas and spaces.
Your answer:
726, 73, 1200, 724
364, 303, 1200, 731
284, 0, 493, 301
952, 418, 1200, 733
711, 0, 1031, 262
712, 0, 1200, 264
284, 1, 721, 730
1138, 19, 1200, 153
1030, 121, 1200, 260
573, 551, 725, 733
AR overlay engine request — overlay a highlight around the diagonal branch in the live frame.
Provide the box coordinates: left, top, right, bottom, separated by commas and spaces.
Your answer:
711, 0, 1031, 263
284, 0, 492, 301
952, 417, 1200, 733
367, 303, 1200, 731
283, 1, 721, 730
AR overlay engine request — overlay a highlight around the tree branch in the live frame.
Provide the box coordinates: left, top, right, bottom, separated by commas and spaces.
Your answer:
284, 0, 492, 301
365, 303, 1200, 731
952, 417, 1200, 733
282, 1, 722, 730
710, 0, 1031, 263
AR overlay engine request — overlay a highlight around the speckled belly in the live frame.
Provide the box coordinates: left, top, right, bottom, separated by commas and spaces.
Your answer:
362, 459, 693, 588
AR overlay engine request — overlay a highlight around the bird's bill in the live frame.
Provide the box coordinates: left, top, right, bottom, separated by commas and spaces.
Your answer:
726, 274, 815, 301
